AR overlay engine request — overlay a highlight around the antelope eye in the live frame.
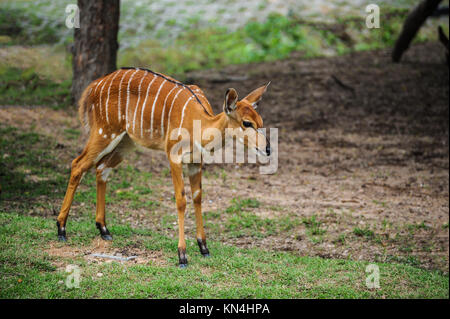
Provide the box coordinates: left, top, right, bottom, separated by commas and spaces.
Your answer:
242, 121, 253, 128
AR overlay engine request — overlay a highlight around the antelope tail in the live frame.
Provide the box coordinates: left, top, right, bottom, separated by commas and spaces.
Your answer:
78, 84, 95, 134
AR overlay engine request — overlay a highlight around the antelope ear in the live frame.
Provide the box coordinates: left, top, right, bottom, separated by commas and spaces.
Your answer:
242, 82, 270, 109
223, 88, 238, 114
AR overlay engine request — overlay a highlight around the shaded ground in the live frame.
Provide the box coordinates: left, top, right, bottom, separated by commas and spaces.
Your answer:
1, 42, 448, 273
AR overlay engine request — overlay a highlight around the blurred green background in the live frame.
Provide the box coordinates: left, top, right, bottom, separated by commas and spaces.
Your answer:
0, 0, 448, 107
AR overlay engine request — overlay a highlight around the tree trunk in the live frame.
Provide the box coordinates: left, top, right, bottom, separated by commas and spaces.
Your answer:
72, 0, 120, 104
392, 0, 442, 62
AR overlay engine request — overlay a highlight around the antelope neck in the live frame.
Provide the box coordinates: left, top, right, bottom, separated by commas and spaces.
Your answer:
195, 111, 229, 145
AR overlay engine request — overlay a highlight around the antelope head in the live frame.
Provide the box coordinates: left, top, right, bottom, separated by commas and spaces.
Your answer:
223, 83, 271, 157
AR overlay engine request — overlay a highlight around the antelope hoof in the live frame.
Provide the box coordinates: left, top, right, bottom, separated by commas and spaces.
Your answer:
56, 221, 67, 242
96, 223, 112, 241
197, 238, 210, 257
101, 234, 113, 241
178, 248, 188, 268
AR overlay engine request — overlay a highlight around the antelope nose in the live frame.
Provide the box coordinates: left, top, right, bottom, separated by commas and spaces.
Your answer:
266, 145, 271, 156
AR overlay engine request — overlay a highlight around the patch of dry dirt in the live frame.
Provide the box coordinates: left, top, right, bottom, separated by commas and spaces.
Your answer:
45, 238, 167, 268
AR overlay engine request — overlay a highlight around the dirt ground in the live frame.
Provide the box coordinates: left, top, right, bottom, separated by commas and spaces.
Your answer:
46, 239, 167, 270
190, 42, 449, 269
1, 42, 448, 272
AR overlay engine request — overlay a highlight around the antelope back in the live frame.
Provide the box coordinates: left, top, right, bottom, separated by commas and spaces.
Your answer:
84, 68, 211, 148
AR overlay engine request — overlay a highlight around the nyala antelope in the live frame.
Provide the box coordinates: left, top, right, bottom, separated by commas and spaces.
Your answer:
57, 67, 271, 267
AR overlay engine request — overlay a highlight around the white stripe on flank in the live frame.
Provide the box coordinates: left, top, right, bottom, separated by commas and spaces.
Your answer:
150, 79, 167, 137
94, 131, 127, 164
125, 69, 139, 132
161, 85, 178, 137
178, 96, 195, 135
105, 70, 121, 124
94, 78, 105, 94
99, 77, 109, 120
117, 69, 132, 123
166, 88, 184, 138
140, 74, 157, 138
132, 70, 148, 133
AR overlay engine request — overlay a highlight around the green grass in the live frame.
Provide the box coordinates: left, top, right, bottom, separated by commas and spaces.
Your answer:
118, 14, 340, 76
225, 211, 276, 238
302, 215, 327, 237
225, 197, 261, 214
0, 6, 62, 45
0, 66, 71, 108
218, 197, 300, 238
353, 227, 375, 239
0, 125, 68, 201
407, 221, 431, 232
63, 128, 81, 140
119, 8, 446, 77
0, 121, 448, 298
0, 212, 448, 299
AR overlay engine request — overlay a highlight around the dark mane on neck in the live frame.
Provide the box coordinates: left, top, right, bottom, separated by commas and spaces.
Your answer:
120, 67, 212, 116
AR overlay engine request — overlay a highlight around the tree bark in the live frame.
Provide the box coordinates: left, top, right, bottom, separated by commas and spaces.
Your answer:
392, 0, 442, 62
72, 0, 120, 104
